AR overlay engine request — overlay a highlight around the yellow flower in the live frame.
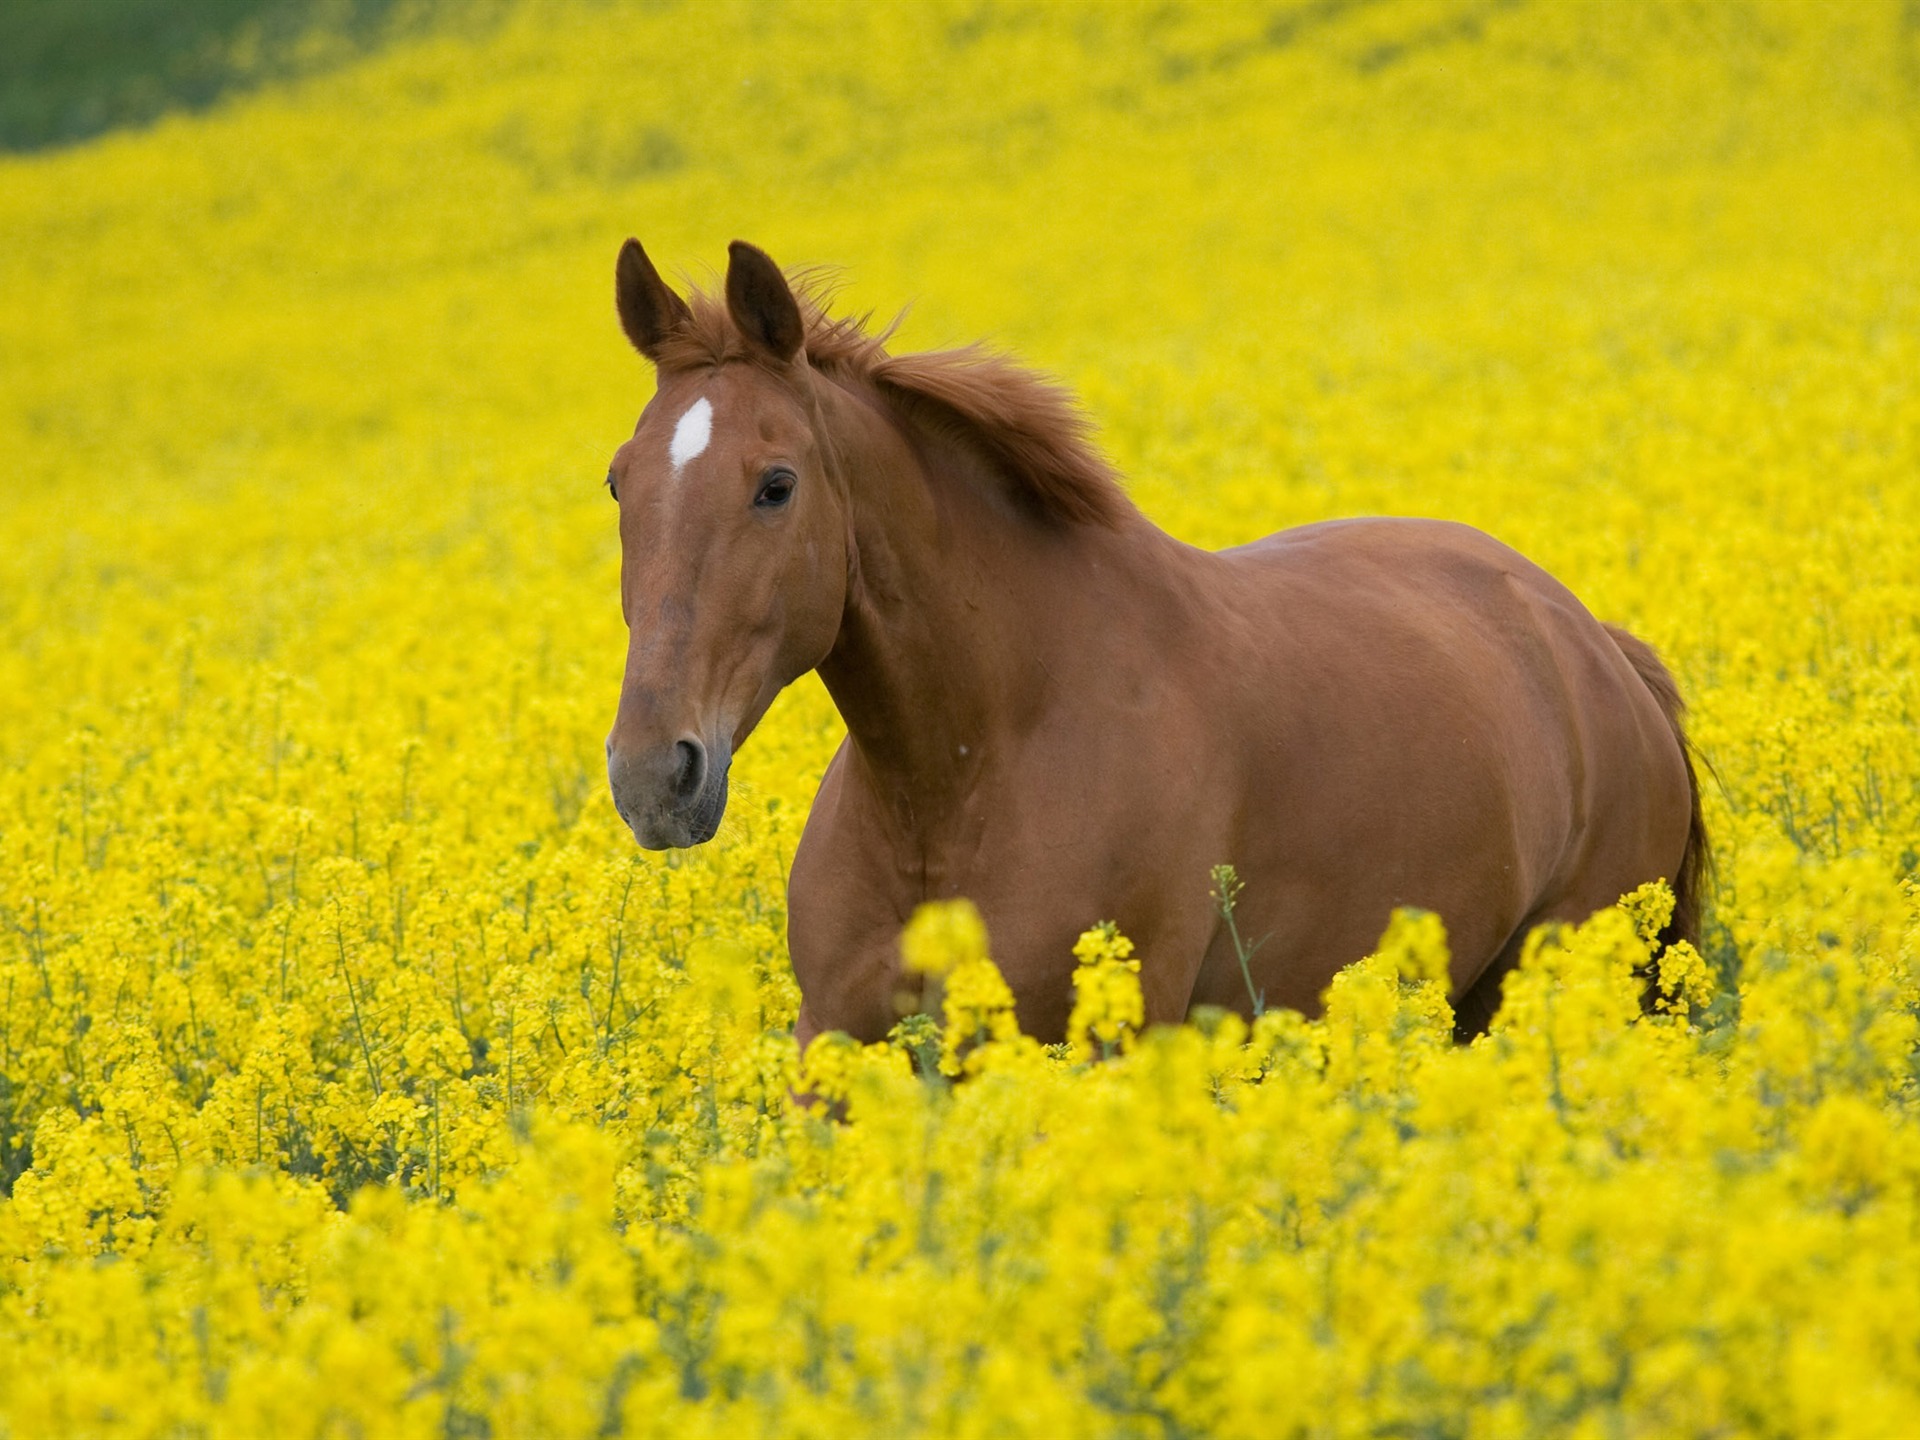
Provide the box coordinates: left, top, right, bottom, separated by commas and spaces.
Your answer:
1067, 921, 1145, 1062
899, 899, 991, 979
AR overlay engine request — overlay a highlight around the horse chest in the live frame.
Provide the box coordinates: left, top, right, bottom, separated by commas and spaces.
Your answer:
787, 735, 1223, 1043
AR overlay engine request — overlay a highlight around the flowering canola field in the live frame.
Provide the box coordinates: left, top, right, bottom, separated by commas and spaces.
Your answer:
4, 1, 1920, 1434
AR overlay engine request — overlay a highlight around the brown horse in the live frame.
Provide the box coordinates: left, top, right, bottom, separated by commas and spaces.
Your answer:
603, 239, 1708, 1046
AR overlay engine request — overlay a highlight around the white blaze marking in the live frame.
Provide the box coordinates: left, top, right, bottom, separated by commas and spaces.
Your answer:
670, 397, 713, 472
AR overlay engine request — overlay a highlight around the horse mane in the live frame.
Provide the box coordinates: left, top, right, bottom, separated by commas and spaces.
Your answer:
650, 273, 1132, 529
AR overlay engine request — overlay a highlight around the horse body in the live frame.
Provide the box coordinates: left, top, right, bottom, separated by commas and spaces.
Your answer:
603, 240, 1705, 1049
1201, 519, 1693, 1034
791, 500, 1690, 1047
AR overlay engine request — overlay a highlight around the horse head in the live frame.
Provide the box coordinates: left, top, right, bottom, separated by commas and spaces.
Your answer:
603, 240, 850, 848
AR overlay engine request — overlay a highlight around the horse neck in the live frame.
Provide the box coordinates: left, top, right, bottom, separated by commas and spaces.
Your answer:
812, 374, 1125, 812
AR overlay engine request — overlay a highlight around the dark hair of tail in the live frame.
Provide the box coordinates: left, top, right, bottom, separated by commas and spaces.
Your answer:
1604, 624, 1712, 950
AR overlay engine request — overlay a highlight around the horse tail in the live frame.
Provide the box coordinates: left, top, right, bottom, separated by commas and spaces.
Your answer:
1604, 623, 1711, 950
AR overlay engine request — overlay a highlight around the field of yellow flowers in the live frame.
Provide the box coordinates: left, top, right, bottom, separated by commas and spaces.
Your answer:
4, 1, 1920, 1434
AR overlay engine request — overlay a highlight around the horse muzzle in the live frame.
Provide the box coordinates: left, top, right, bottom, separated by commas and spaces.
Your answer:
607, 733, 731, 849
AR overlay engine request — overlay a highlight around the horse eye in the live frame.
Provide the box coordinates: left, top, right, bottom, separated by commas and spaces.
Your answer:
754, 467, 796, 509
605, 468, 619, 502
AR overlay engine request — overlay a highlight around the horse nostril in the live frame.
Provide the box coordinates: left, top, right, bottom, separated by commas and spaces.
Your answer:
672, 738, 706, 803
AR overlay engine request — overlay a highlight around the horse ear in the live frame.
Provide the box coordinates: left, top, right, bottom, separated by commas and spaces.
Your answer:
725, 240, 805, 362
615, 238, 691, 362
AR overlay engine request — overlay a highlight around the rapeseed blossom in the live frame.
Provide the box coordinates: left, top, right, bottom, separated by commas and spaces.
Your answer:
3, 0, 1920, 1434
1067, 921, 1144, 1061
